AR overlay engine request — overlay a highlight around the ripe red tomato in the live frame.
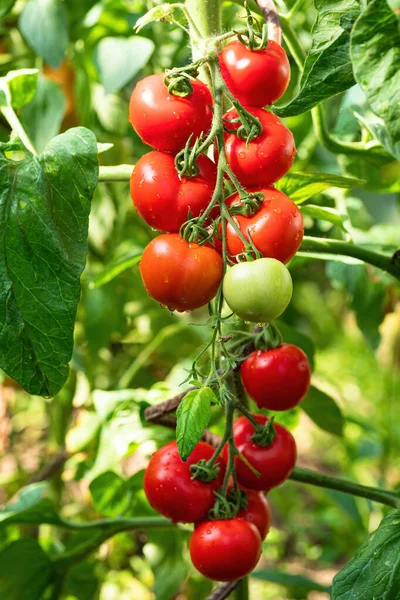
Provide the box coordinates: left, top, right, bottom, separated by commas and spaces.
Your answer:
241, 344, 311, 411
238, 489, 271, 539
140, 234, 223, 312
144, 441, 225, 523
190, 518, 262, 581
129, 74, 213, 153
220, 187, 303, 263
130, 151, 217, 232
219, 40, 290, 106
224, 414, 297, 491
224, 107, 296, 187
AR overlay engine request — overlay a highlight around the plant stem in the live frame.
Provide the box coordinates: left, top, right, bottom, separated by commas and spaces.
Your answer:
290, 467, 400, 508
185, 0, 222, 38
2, 105, 37, 155
98, 164, 133, 181
300, 236, 400, 281
235, 578, 250, 600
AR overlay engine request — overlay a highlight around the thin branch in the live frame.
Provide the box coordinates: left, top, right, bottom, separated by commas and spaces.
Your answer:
144, 388, 195, 422
256, 0, 282, 44
207, 580, 241, 600
29, 448, 70, 483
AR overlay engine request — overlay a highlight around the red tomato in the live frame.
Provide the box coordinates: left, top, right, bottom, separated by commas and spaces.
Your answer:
190, 519, 262, 581
139, 234, 223, 312
224, 107, 296, 187
238, 489, 271, 540
219, 40, 290, 106
224, 414, 296, 491
241, 344, 311, 411
129, 73, 213, 153
130, 151, 217, 232
218, 187, 303, 263
144, 441, 225, 523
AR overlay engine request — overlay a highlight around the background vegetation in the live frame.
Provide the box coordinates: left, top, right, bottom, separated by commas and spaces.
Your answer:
0, 0, 399, 598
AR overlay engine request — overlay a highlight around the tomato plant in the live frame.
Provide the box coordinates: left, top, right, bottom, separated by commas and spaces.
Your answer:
1, 0, 400, 598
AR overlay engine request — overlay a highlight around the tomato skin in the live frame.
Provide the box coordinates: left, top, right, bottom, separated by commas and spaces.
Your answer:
221, 187, 303, 263
130, 151, 217, 232
241, 345, 311, 411
144, 441, 225, 523
129, 74, 213, 153
190, 519, 262, 581
224, 107, 296, 187
224, 415, 297, 491
223, 258, 293, 323
219, 40, 290, 107
238, 489, 271, 539
140, 234, 223, 312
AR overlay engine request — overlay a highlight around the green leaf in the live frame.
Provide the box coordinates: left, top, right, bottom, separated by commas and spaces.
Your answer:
0, 482, 64, 527
350, 0, 400, 159
301, 385, 344, 436
326, 262, 386, 349
0, 127, 98, 396
95, 36, 155, 94
300, 205, 348, 230
135, 4, 177, 32
332, 511, 400, 599
275, 320, 315, 370
89, 471, 130, 517
0, 69, 39, 109
89, 246, 143, 289
275, 171, 364, 204
92, 84, 128, 136
21, 74, 66, 152
0, 0, 16, 18
19, 0, 69, 69
0, 539, 53, 600
176, 387, 215, 461
274, 0, 358, 117
252, 569, 331, 593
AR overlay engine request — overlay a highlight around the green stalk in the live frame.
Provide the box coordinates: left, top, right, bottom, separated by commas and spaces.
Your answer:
185, 0, 222, 38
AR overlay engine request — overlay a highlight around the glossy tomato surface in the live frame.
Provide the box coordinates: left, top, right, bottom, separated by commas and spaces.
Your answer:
219, 40, 290, 106
222, 187, 303, 263
129, 74, 213, 153
224, 107, 296, 187
224, 414, 297, 491
130, 151, 217, 232
241, 344, 311, 411
223, 258, 293, 323
238, 489, 271, 539
190, 518, 262, 581
144, 441, 225, 523
140, 234, 223, 312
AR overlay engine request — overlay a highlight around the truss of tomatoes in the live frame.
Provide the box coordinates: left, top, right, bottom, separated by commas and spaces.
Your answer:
129, 36, 310, 583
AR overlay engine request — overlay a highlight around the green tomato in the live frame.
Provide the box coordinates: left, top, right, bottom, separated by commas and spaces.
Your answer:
223, 258, 293, 323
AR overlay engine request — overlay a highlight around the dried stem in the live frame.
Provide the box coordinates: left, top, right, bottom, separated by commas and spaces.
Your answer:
256, 0, 282, 44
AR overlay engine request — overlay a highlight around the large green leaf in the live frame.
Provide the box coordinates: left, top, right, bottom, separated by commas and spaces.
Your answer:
0, 482, 64, 527
332, 511, 400, 599
89, 471, 130, 517
0, 539, 53, 600
0, 128, 98, 396
301, 385, 344, 436
95, 36, 155, 94
0, 69, 38, 109
19, 0, 69, 69
176, 387, 215, 461
274, 0, 358, 117
350, 0, 400, 159
275, 171, 364, 204
0, 0, 15, 18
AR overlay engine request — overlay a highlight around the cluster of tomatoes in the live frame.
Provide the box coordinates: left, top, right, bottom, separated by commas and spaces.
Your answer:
143, 342, 311, 582
128, 32, 309, 583
129, 37, 303, 321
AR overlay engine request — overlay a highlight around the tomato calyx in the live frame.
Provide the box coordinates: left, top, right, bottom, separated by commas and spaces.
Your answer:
223, 103, 263, 143
190, 458, 221, 483
229, 191, 264, 217
253, 323, 284, 351
208, 488, 242, 520
251, 416, 277, 447
163, 60, 203, 97
234, 2, 268, 51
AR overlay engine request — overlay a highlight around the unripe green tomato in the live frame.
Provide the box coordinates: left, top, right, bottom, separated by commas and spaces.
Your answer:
223, 258, 293, 323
